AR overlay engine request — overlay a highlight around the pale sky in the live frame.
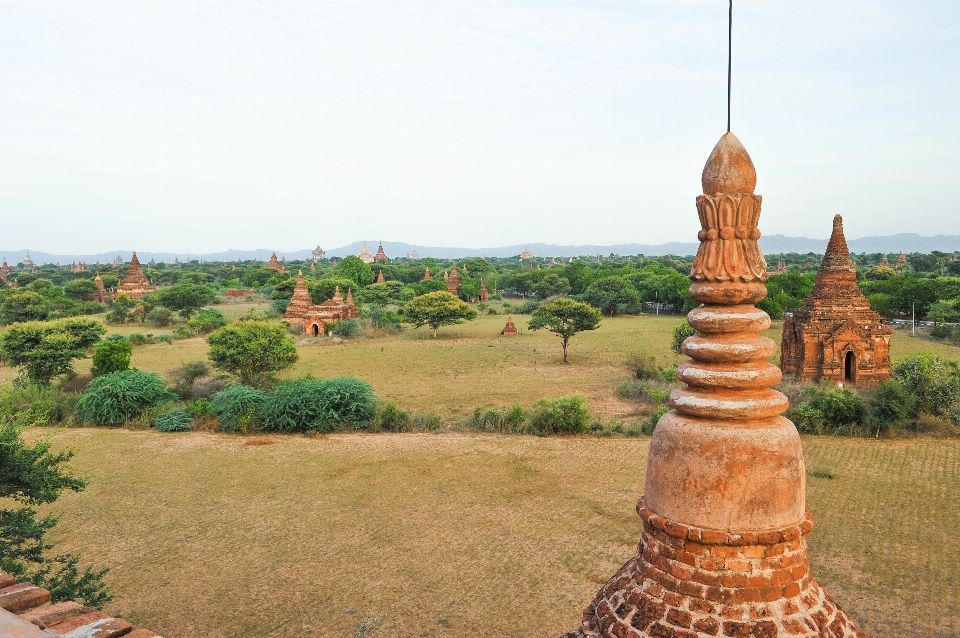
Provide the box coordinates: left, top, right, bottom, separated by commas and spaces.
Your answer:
1, 1, 958, 254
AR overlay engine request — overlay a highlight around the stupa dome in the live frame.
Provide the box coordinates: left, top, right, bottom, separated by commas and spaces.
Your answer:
701, 132, 757, 194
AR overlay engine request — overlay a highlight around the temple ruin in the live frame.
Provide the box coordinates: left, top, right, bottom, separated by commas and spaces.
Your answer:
265, 252, 286, 272
281, 271, 360, 336
780, 216, 891, 385
445, 264, 462, 296
374, 242, 388, 263
116, 252, 155, 298
566, 133, 865, 638
376, 270, 385, 284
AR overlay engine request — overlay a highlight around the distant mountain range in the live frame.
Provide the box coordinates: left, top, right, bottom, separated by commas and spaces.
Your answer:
3, 233, 959, 265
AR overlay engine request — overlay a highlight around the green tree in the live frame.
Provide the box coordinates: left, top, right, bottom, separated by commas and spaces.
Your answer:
671, 319, 697, 355
63, 279, 98, 301
0, 291, 50, 323
206, 321, 299, 384
892, 354, 960, 418
583, 276, 640, 316
337, 255, 375, 287
928, 299, 960, 324
0, 419, 111, 607
534, 273, 572, 300
0, 319, 106, 385
402, 291, 478, 337
308, 277, 358, 304
151, 284, 219, 319
91, 339, 132, 377
527, 297, 601, 362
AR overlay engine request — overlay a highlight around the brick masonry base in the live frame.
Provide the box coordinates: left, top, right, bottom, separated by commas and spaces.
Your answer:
563, 500, 865, 638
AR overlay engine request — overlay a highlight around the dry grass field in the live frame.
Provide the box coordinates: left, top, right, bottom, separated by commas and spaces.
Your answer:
7, 306, 960, 637
30, 429, 960, 638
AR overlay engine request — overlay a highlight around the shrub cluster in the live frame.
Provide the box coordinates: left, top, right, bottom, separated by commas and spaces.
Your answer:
784, 354, 960, 437
468, 395, 590, 435
76, 370, 176, 426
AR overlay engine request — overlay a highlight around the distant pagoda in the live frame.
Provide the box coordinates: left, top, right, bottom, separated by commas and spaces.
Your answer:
374, 242, 388, 263
265, 252, 286, 272
116, 251, 155, 298
358, 243, 375, 264
445, 264, 462, 295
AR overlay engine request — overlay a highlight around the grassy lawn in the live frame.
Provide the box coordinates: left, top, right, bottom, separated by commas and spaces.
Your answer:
31, 429, 959, 638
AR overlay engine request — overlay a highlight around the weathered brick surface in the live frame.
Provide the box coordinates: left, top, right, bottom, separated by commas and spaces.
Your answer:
18, 601, 89, 628
46, 613, 133, 637
573, 504, 866, 638
0, 583, 51, 613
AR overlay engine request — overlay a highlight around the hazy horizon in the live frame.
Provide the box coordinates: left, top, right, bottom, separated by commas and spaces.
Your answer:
2, 1, 958, 255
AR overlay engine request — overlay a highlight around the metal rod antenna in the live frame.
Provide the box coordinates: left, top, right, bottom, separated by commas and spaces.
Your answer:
727, 0, 732, 133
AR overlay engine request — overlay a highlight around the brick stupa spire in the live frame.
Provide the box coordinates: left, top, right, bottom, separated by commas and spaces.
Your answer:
374, 242, 388, 263
781, 216, 891, 385
282, 271, 314, 321
568, 133, 865, 638
116, 251, 155, 298
376, 270, 385, 284
423, 267, 432, 280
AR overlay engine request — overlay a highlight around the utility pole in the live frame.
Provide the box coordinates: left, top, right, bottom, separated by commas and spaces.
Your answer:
912, 301, 916, 336
656, 290, 659, 316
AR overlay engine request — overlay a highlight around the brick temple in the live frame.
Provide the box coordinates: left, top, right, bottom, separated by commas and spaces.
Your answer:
281, 271, 359, 335
444, 264, 462, 296
116, 251, 155, 298
780, 215, 891, 385
565, 133, 865, 638
264, 252, 286, 272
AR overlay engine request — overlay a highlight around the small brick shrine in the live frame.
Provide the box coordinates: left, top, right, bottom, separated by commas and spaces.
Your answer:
374, 242, 388, 263
780, 215, 891, 385
502, 315, 518, 336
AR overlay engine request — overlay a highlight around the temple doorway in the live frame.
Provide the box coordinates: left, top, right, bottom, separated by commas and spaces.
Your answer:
844, 351, 856, 383
311, 323, 320, 336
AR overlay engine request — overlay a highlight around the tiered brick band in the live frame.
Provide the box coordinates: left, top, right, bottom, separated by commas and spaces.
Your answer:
575, 501, 862, 638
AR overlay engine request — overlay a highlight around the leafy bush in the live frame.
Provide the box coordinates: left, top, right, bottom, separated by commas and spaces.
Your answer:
173, 326, 191, 339
258, 377, 376, 433
868, 379, 916, 434
788, 403, 826, 435
332, 319, 360, 339
626, 352, 661, 380
76, 370, 176, 425
470, 404, 526, 433
806, 385, 867, 428
173, 360, 209, 387
372, 401, 411, 432
127, 333, 150, 346
616, 379, 672, 405
188, 309, 228, 335
153, 407, 193, 432
0, 385, 78, 427
515, 300, 540, 314
527, 395, 590, 435
644, 406, 670, 435
156, 334, 174, 344
210, 384, 267, 433
186, 398, 212, 419
671, 320, 697, 355
413, 412, 442, 431
362, 307, 402, 330
146, 307, 175, 328
91, 339, 132, 377
892, 354, 960, 419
